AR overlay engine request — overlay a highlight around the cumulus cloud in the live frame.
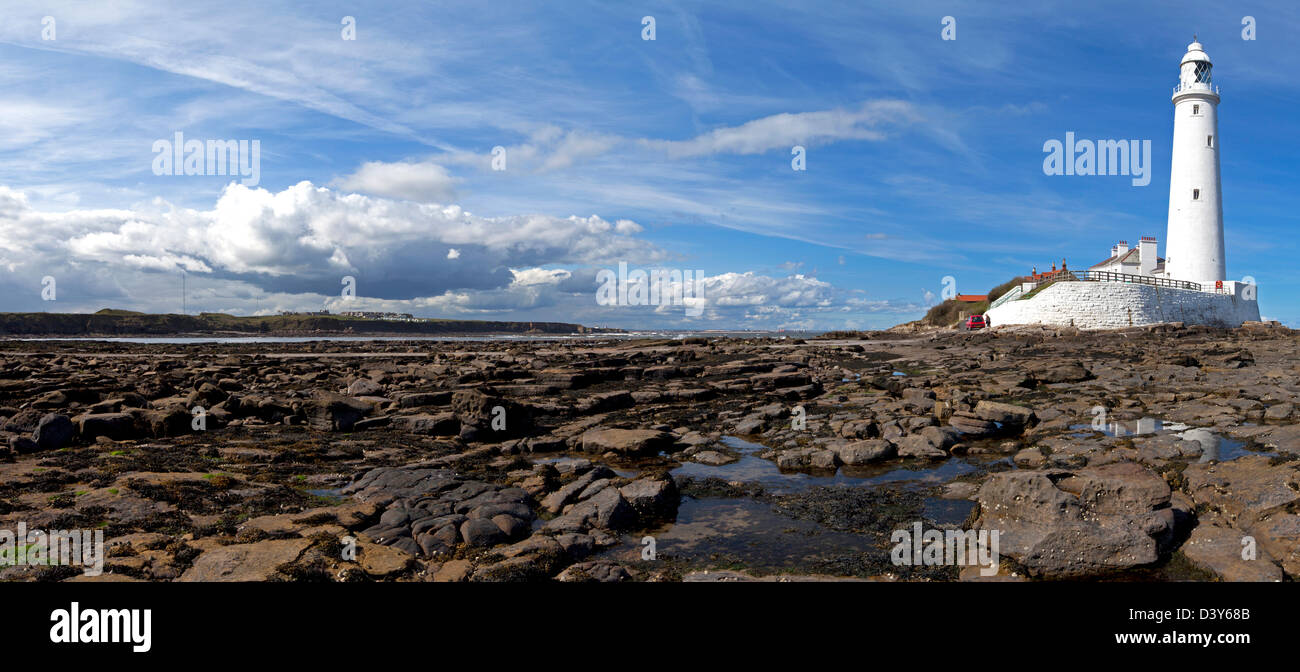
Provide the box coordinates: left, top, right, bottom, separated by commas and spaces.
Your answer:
262, 262, 915, 329
0, 181, 663, 307
0, 181, 922, 329
333, 160, 460, 202
699, 272, 833, 308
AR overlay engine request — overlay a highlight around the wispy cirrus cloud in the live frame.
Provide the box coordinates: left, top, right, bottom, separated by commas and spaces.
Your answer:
647, 100, 921, 157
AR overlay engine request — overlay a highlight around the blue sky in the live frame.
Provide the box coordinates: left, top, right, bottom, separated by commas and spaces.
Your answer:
0, 0, 1296, 329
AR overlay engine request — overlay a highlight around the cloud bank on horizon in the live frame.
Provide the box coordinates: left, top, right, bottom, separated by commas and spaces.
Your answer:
0, 1, 1296, 329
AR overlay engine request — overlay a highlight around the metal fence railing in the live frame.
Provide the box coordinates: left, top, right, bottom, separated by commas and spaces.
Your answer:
988, 270, 1207, 311
988, 285, 1022, 310
1071, 270, 1202, 291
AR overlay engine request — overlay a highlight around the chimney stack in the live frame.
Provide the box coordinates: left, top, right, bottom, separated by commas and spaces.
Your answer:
1139, 236, 1157, 276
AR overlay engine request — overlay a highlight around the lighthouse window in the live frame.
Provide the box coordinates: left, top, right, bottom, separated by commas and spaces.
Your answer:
1194, 62, 1211, 83
1193, 188, 1200, 200
1207, 135, 1213, 147
1192, 104, 1200, 115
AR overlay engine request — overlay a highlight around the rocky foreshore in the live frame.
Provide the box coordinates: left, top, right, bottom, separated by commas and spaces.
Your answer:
1, 323, 1296, 582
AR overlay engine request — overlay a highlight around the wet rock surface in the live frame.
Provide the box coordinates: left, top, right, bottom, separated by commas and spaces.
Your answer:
0, 322, 1295, 581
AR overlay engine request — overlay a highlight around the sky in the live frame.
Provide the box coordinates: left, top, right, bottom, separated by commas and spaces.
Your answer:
0, 0, 1296, 330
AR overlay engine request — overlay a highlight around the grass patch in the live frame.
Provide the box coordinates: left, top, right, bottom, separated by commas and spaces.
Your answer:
1018, 280, 1057, 301
987, 276, 1026, 303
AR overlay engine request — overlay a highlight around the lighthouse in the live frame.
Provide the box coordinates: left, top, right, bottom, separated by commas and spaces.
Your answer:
1163, 37, 1226, 283
986, 37, 1260, 329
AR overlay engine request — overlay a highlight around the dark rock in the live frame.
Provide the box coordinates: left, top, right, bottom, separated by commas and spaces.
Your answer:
555, 533, 595, 561
2, 408, 45, 433
618, 477, 679, 522
556, 560, 634, 582
831, 439, 895, 465
144, 406, 193, 437
33, 413, 75, 450
397, 412, 459, 436
896, 426, 957, 458
304, 393, 372, 431
563, 488, 636, 531
76, 412, 137, 441
492, 514, 531, 539
750, 371, 812, 390
347, 379, 383, 396
452, 388, 531, 438
949, 411, 998, 436
9, 435, 39, 454
461, 518, 508, 547
576, 390, 634, 413
973, 400, 1037, 428
398, 391, 452, 408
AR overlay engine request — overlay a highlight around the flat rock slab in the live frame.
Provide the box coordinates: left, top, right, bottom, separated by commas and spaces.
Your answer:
1181, 524, 1283, 582
580, 428, 675, 456
692, 450, 735, 466
179, 538, 313, 582
977, 463, 1174, 578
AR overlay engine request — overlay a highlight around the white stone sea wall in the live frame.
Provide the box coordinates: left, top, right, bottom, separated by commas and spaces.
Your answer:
985, 281, 1259, 329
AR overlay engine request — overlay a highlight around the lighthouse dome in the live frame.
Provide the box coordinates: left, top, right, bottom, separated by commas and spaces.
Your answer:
1181, 40, 1211, 66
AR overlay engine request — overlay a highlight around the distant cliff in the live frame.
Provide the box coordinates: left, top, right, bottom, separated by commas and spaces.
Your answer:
0, 309, 600, 336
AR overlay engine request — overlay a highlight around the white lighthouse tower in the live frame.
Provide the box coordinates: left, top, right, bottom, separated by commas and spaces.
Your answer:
1163, 36, 1226, 283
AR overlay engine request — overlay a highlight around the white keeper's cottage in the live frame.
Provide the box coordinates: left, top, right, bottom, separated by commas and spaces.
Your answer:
1089, 237, 1163, 277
